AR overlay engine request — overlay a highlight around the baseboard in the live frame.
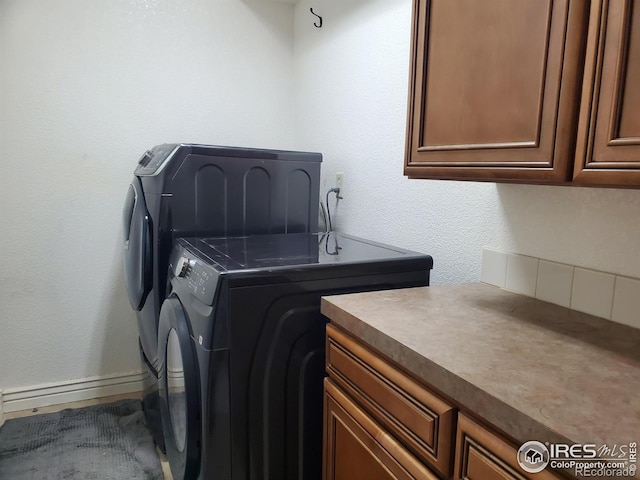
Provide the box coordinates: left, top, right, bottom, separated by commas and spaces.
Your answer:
167, 367, 185, 389
1, 371, 154, 414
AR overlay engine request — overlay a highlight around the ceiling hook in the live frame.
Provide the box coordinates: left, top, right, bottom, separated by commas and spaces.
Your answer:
310, 8, 322, 28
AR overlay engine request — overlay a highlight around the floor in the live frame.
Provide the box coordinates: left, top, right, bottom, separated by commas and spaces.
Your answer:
4, 393, 173, 480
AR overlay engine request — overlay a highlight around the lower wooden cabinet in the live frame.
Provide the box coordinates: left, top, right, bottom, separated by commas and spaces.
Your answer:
454, 414, 563, 480
323, 324, 569, 480
324, 379, 439, 480
326, 324, 455, 477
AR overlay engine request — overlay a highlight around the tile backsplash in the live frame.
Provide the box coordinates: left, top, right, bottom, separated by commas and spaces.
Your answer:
481, 248, 640, 329
536, 260, 573, 308
480, 249, 508, 288
505, 253, 538, 297
571, 268, 616, 320
612, 276, 640, 327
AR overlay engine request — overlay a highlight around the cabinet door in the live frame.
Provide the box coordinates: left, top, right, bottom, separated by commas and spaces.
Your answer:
574, 0, 640, 186
405, 0, 588, 183
323, 379, 439, 480
326, 324, 455, 478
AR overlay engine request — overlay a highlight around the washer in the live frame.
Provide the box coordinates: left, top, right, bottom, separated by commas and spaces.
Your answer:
158, 232, 433, 480
122, 144, 321, 447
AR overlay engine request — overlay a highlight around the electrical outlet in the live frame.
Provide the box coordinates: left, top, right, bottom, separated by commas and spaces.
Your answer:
336, 172, 345, 198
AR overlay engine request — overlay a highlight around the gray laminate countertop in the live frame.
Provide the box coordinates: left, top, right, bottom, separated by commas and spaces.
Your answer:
321, 283, 640, 455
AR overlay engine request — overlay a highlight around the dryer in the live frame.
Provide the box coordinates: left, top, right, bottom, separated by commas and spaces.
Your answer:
158, 233, 433, 480
122, 144, 321, 447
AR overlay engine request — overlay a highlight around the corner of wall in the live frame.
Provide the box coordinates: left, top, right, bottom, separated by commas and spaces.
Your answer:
0, 389, 5, 427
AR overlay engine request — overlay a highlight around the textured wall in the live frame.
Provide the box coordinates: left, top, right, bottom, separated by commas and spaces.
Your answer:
0, 0, 295, 389
3, 0, 640, 395
293, 0, 640, 285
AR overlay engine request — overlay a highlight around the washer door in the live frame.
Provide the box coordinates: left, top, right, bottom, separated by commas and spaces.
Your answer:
158, 296, 201, 480
122, 178, 152, 311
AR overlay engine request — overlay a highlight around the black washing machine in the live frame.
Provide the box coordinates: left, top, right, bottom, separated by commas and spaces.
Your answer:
157, 232, 433, 480
122, 144, 321, 447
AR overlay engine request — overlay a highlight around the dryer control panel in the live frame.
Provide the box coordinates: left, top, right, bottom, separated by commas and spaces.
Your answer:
134, 143, 179, 176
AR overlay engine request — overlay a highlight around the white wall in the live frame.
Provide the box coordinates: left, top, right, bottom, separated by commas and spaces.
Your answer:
293, 0, 640, 285
0, 0, 295, 391
2, 0, 640, 399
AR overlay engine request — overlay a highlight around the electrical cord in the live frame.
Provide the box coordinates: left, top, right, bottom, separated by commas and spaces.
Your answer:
325, 233, 341, 255
325, 188, 341, 232
319, 201, 328, 233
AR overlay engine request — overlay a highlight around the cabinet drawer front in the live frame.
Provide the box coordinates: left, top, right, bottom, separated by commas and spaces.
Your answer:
326, 324, 455, 478
324, 379, 439, 480
454, 414, 564, 480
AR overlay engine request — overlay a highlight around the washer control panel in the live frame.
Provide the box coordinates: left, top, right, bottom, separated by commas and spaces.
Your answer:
169, 248, 219, 306
174, 256, 194, 278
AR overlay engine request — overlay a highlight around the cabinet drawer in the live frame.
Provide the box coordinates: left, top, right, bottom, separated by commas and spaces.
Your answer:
454, 413, 564, 480
324, 378, 439, 480
326, 324, 455, 478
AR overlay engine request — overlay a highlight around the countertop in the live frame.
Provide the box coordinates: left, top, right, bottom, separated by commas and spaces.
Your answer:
321, 283, 640, 454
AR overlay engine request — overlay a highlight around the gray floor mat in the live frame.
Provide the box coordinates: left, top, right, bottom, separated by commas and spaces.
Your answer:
0, 399, 163, 479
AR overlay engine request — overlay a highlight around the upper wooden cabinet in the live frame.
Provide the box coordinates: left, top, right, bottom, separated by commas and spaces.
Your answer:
574, 0, 640, 186
405, 0, 589, 183
405, 0, 640, 187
